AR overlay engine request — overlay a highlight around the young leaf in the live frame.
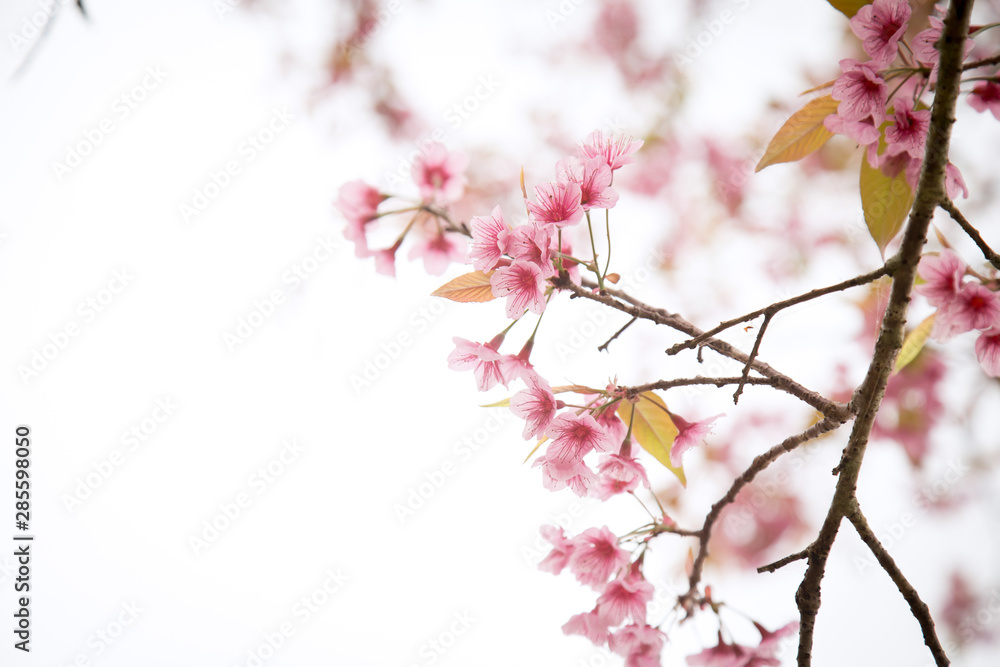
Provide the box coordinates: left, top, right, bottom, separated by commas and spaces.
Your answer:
480, 397, 511, 408
860, 154, 914, 258
756, 95, 839, 171
431, 271, 497, 302
617, 392, 686, 486
894, 313, 936, 374
825, 0, 868, 18
523, 436, 547, 463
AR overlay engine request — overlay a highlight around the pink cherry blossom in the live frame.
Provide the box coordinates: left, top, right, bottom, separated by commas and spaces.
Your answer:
412, 143, 468, 204
543, 413, 615, 478
913, 16, 944, 70
669, 412, 724, 467
950, 283, 1000, 331
594, 403, 628, 445
968, 81, 1000, 121
580, 131, 644, 171
568, 526, 630, 589
372, 243, 400, 277
447, 337, 508, 391
915, 250, 966, 307
336, 180, 385, 255
557, 156, 620, 210
497, 340, 538, 385
527, 180, 584, 228
562, 608, 613, 645
538, 525, 575, 575
885, 98, 930, 159
946, 162, 969, 199
504, 223, 555, 276
469, 205, 508, 272
490, 260, 547, 319
975, 328, 1000, 377
594, 454, 650, 500
831, 59, 888, 123
609, 624, 667, 667
596, 571, 654, 625
824, 113, 881, 147
533, 455, 598, 496
511, 375, 560, 440
849, 0, 910, 67
407, 233, 467, 275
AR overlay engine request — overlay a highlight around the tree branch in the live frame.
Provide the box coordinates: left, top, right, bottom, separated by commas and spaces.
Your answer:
794, 2, 973, 665
939, 199, 1000, 270
845, 501, 950, 666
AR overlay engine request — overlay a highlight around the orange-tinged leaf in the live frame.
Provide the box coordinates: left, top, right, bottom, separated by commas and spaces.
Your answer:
860, 153, 914, 258
431, 271, 497, 302
617, 392, 685, 485
756, 95, 839, 172
894, 313, 936, 374
480, 397, 511, 408
826, 0, 868, 18
523, 436, 547, 463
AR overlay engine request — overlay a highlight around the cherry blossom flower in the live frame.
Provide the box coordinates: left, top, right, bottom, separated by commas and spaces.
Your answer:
830, 59, 888, 123
447, 337, 508, 391
669, 412, 724, 467
511, 375, 561, 440
686, 623, 797, 667
538, 525, 575, 575
497, 340, 538, 384
824, 113, 881, 148
594, 454, 650, 500
534, 454, 599, 496
913, 15, 973, 82
946, 162, 969, 199
469, 205, 508, 272
580, 131, 644, 171
557, 156, 619, 210
872, 350, 946, 465
568, 526, 630, 589
609, 624, 667, 667
596, 570, 654, 625
975, 328, 1000, 377
491, 260, 547, 319
407, 233, 467, 275
885, 98, 931, 159
372, 242, 400, 277
850, 0, 911, 67
412, 143, 468, 204
968, 81, 1000, 121
915, 250, 966, 307
336, 179, 385, 255
563, 608, 613, 645
504, 223, 555, 276
543, 413, 615, 479
595, 406, 628, 446
527, 180, 584, 228
949, 283, 1000, 332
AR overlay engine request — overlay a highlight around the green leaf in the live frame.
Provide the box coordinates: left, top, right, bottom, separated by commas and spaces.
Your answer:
756, 95, 839, 171
894, 313, 936, 374
617, 392, 686, 486
825, 0, 869, 18
860, 153, 914, 258
431, 271, 497, 302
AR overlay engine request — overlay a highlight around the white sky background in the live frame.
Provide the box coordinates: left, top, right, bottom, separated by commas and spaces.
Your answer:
0, 0, 998, 666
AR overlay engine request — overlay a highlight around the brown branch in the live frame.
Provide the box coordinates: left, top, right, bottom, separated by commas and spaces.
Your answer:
555, 277, 853, 422
793, 2, 973, 665
677, 417, 844, 616
598, 315, 638, 352
627, 376, 779, 392
665, 263, 894, 356
734, 312, 773, 403
939, 199, 1000, 270
961, 51, 1000, 70
845, 502, 950, 666
758, 547, 811, 574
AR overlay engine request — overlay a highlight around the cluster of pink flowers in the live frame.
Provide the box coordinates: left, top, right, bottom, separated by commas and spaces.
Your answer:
823, 0, 978, 197
468, 130, 639, 319
334, 142, 469, 277
915, 249, 1000, 376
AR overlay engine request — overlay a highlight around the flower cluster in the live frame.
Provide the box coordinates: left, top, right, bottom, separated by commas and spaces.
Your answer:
823, 0, 983, 197
334, 142, 470, 277
915, 249, 1000, 376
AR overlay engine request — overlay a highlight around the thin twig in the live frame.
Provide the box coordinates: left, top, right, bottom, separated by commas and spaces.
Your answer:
665, 263, 894, 356
627, 376, 779, 393
758, 547, 811, 574
598, 316, 638, 352
961, 52, 1000, 70
940, 199, 1000, 270
734, 312, 773, 404
845, 502, 950, 666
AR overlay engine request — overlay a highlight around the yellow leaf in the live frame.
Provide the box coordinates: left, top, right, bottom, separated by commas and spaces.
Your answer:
523, 436, 547, 463
756, 95, 839, 171
894, 313, 936, 374
826, 0, 869, 18
617, 392, 686, 486
480, 397, 511, 408
431, 271, 497, 303
860, 153, 914, 258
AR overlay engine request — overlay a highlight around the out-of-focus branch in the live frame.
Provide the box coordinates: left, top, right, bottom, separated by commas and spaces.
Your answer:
940, 199, 1000, 270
